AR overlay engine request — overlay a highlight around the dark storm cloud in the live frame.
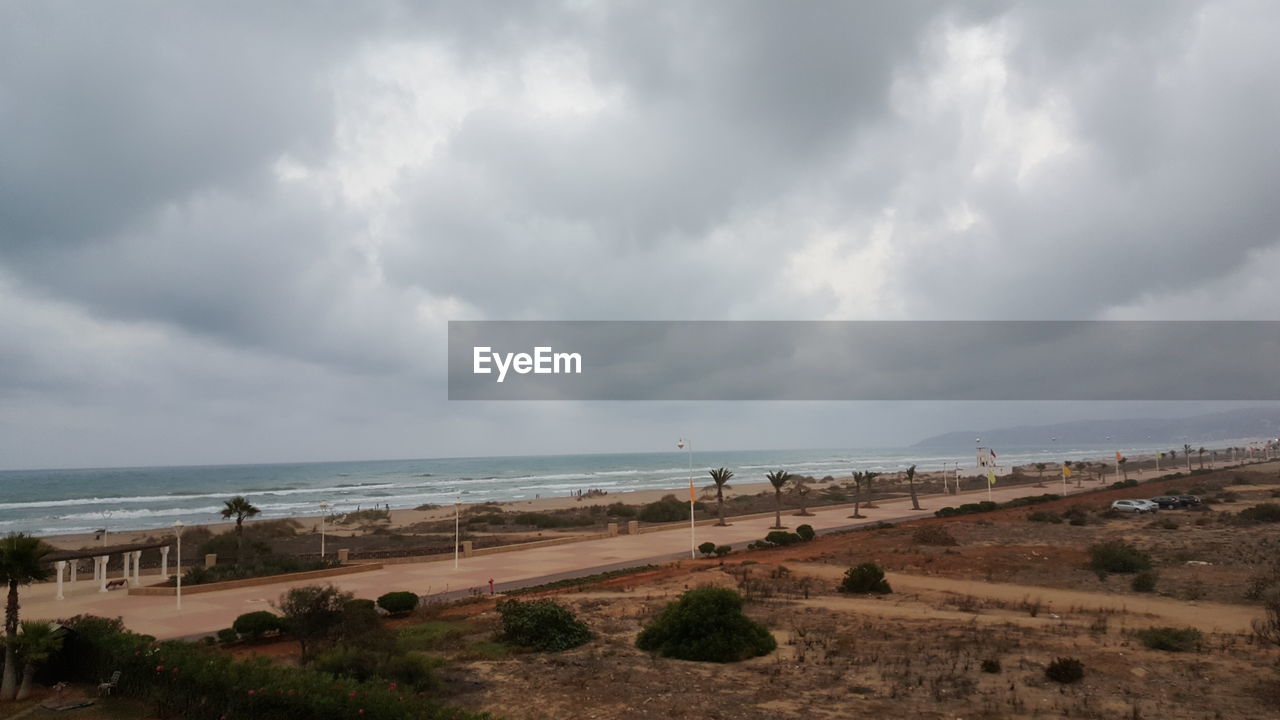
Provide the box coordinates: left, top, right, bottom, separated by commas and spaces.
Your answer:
1, 1, 1278, 467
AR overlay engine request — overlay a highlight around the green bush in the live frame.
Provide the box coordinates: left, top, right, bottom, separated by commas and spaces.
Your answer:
376, 591, 419, 615
1088, 541, 1152, 574
605, 503, 637, 517
796, 524, 815, 541
763, 530, 802, 546
232, 611, 283, 639
1027, 511, 1062, 524
1131, 570, 1159, 593
934, 501, 999, 518
497, 599, 591, 652
714, 545, 732, 557
698, 541, 717, 557
635, 587, 776, 663
179, 555, 338, 586
912, 526, 958, 546
1045, 657, 1084, 683
512, 512, 594, 528
839, 563, 892, 594
638, 496, 703, 523
1239, 503, 1280, 523
216, 627, 238, 644
1136, 626, 1202, 652
312, 647, 440, 691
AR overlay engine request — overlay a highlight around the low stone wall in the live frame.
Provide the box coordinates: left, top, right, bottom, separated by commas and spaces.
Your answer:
127, 563, 383, 596
352, 532, 612, 566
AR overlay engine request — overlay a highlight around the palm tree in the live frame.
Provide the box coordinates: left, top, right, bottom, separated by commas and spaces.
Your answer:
765, 470, 793, 529
1034, 462, 1047, 486
792, 477, 814, 516
1118, 456, 1128, 482
221, 496, 261, 565
849, 471, 879, 518
14, 621, 63, 701
1183, 444, 1193, 471
1197, 446, 1206, 469
705, 468, 734, 526
904, 465, 920, 510
0, 533, 52, 701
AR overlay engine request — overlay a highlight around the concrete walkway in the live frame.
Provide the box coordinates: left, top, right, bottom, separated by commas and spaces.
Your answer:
12, 463, 1224, 640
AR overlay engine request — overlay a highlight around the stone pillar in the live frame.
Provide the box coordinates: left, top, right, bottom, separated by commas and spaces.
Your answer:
627, 520, 639, 535
204, 553, 217, 569
607, 522, 618, 536
121, 552, 131, 582
98, 556, 109, 593
132, 550, 142, 584
462, 540, 473, 558
160, 546, 170, 580
337, 549, 349, 564
70, 559, 78, 585
55, 560, 66, 600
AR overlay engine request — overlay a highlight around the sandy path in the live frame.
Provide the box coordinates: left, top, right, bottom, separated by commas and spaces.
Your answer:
788, 562, 1260, 634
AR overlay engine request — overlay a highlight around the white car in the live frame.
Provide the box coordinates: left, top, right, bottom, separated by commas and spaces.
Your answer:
1111, 499, 1156, 513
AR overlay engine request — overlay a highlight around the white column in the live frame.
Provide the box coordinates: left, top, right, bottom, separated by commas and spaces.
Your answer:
160, 546, 170, 580
55, 561, 66, 600
121, 552, 130, 583
98, 556, 108, 593
132, 551, 142, 584
70, 560, 78, 586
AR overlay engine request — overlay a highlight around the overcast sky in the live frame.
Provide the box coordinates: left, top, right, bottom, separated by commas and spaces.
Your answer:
2, 1, 1278, 469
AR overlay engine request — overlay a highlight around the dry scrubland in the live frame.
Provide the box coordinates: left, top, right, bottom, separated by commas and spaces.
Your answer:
178, 464, 1280, 720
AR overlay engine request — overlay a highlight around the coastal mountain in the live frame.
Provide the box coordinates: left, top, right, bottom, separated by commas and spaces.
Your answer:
912, 407, 1280, 448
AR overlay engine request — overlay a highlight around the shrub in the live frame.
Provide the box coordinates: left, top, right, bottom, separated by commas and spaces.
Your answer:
714, 545, 732, 557
1239, 503, 1280, 523
698, 541, 718, 557
376, 591, 420, 615
796, 524, 815, 541
276, 584, 353, 660
512, 512, 594, 529
912, 526, 958, 546
980, 658, 1001, 673
605, 502, 636, 517
1131, 571, 1159, 593
1136, 626, 1202, 652
497, 599, 591, 652
764, 530, 802, 547
635, 587, 776, 663
313, 647, 441, 691
232, 610, 283, 639
1027, 511, 1062, 524
1157, 518, 1179, 530
1088, 541, 1152, 574
839, 563, 892, 594
638, 496, 704, 523
216, 627, 238, 644
1044, 657, 1084, 684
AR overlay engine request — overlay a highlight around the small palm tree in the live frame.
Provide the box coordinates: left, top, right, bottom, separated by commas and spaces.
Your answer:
14, 621, 63, 701
904, 465, 920, 510
0, 533, 52, 700
1183, 444, 1192, 471
1118, 456, 1128, 482
1197, 446, 1206, 469
766, 470, 793, 529
1034, 463, 1047, 485
792, 476, 813, 516
221, 496, 261, 565
705, 468, 734, 526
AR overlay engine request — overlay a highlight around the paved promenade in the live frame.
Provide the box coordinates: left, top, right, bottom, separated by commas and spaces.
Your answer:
14, 466, 1195, 639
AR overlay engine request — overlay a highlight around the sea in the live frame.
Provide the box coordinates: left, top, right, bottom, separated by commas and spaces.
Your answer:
0, 442, 1177, 537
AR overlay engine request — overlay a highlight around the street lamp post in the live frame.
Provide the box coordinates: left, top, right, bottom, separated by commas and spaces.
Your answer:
173, 521, 184, 611
678, 439, 694, 559
319, 502, 330, 558
454, 498, 461, 570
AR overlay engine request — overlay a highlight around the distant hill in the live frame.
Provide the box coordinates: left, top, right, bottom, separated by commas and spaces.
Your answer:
912, 407, 1280, 448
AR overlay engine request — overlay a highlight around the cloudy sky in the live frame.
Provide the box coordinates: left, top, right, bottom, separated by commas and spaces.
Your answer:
2, 1, 1278, 469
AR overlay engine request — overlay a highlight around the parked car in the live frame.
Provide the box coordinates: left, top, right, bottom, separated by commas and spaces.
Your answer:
1177, 495, 1202, 507
1112, 499, 1156, 513
1150, 495, 1182, 509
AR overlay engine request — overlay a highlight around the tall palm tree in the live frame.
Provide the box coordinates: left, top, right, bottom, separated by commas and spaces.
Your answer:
14, 621, 63, 701
1118, 456, 1128, 482
850, 471, 880, 518
904, 465, 920, 510
1034, 463, 1047, 485
765, 470, 793, 529
705, 468, 734, 526
221, 496, 261, 565
1197, 446, 1206, 469
1183, 444, 1193, 471
0, 533, 51, 701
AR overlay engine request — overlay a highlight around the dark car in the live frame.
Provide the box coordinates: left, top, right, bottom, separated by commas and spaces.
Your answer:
1176, 495, 1202, 507
1150, 495, 1182, 509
